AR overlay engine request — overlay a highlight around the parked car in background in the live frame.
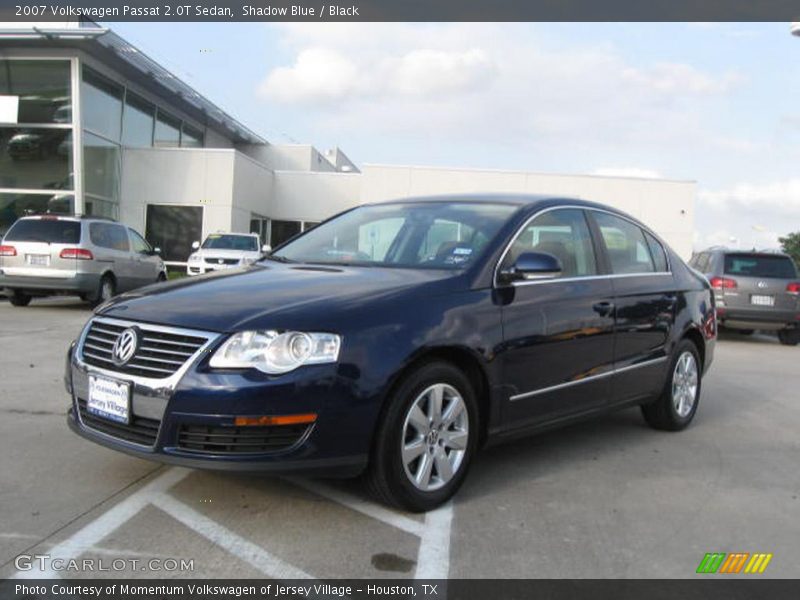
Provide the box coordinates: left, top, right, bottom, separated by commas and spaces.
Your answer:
0, 215, 167, 307
186, 233, 267, 275
66, 195, 716, 511
690, 248, 800, 345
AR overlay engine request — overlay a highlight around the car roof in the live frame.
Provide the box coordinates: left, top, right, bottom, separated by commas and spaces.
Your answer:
371, 193, 617, 210
701, 247, 792, 258
14, 215, 117, 223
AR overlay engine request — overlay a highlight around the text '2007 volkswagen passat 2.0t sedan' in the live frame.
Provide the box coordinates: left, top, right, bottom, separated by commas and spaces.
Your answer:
66, 196, 716, 511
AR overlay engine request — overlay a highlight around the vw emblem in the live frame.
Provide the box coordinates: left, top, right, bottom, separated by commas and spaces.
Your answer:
112, 328, 139, 366
757, 280, 768, 289
218, 259, 224, 264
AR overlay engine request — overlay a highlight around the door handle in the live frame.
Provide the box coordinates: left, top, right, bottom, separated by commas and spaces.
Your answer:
593, 301, 615, 317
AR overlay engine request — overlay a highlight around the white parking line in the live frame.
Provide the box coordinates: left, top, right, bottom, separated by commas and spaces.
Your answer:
151, 493, 313, 579
415, 503, 454, 579
13, 467, 190, 579
286, 478, 426, 537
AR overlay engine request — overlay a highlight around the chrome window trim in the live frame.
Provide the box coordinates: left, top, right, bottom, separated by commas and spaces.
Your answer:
493, 205, 673, 288
75, 316, 221, 387
509, 356, 668, 401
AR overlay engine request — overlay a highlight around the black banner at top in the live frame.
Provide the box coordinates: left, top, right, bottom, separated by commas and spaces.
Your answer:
2, 0, 800, 22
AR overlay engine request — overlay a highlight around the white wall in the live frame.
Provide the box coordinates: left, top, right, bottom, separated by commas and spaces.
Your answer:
271, 171, 361, 222
359, 165, 696, 258
230, 152, 274, 232
120, 147, 236, 236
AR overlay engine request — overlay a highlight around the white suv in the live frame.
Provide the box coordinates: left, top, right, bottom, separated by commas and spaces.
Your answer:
186, 233, 267, 276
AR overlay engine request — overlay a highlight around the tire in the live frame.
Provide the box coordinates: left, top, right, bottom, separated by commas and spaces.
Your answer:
7, 290, 31, 307
778, 329, 800, 346
737, 329, 754, 335
157, 272, 167, 283
364, 362, 478, 512
89, 275, 116, 308
641, 339, 702, 431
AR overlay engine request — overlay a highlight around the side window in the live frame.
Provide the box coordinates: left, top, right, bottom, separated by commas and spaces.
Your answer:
129, 229, 151, 254
594, 212, 655, 275
502, 209, 597, 278
644, 231, 668, 272
90, 222, 127, 251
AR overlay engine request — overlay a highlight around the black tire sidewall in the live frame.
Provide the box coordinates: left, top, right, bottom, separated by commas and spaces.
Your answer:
374, 362, 478, 511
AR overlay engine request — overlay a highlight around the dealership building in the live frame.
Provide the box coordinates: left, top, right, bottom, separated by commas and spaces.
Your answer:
0, 21, 696, 264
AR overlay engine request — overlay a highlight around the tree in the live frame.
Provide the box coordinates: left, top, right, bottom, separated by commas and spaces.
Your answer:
779, 232, 800, 268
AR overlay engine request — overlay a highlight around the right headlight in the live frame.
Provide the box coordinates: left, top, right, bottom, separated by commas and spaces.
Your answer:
209, 330, 341, 374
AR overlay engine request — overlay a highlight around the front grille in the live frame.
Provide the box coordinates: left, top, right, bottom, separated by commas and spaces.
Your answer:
77, 398, 160, 446
177, 423, 310, 455
204, 257, 239, 265
81, 320, 209, 379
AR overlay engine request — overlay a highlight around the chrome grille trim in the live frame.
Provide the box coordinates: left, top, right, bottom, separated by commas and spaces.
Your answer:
76, 316, 221, 384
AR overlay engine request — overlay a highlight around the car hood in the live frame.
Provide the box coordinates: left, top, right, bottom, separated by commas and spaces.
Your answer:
97, 262, 463, 332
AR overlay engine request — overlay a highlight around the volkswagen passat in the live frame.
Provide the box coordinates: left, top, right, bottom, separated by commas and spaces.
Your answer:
66, 196, 716, 511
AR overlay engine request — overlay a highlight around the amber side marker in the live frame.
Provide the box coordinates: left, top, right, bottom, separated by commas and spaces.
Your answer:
234, 414, 317, 427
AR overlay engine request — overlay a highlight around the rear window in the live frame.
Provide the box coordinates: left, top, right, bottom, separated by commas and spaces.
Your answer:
3, 219, 81, 244
724, 254, 797, 279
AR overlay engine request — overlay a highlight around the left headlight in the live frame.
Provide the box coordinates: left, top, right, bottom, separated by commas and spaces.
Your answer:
209, 330, 341, 374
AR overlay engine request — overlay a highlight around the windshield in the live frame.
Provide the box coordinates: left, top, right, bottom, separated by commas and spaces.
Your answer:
272, 202, 518, 269
202, 234, 258, 251
4, 219, 81, 244
724, 254, 797, 279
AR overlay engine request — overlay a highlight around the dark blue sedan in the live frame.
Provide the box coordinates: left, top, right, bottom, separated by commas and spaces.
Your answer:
66, 195, 716, 511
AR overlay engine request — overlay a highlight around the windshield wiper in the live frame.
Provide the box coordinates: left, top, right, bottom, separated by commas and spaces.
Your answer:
264, 254, 295, 263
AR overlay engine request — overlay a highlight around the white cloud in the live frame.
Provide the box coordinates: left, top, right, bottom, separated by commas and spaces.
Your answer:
388, 48, 496, 97
259, 47, 359, 103
620, 62, 741, 94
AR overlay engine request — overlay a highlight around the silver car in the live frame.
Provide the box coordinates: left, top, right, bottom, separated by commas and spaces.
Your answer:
689, 248, 800, 345
0, 215, 167, 307
186, 233, 267, 275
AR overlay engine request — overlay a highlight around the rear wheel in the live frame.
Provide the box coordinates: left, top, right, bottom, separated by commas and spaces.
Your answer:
364, 362, 478, 512
778, 329, 800, 346
88, 275, 115, 308
7, 290, 31, 307
157, 272, 167, 283
641, 339, 702, 431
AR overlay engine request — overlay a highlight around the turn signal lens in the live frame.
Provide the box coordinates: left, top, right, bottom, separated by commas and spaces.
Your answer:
234, 414, 317, 427
709, 276, 737, 290
0, 245, 16, 257
60, 248, 94, 260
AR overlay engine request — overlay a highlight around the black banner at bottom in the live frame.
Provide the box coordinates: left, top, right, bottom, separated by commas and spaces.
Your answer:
3, 579, 800, 600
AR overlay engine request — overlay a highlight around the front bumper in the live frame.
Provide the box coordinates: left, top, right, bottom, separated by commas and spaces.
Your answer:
0, 272, 99, 294
186, 263, 241, 276
65, 329, 371, 477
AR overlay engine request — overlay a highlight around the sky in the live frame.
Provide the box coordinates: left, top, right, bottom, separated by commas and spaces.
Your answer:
110, 21, 800, 251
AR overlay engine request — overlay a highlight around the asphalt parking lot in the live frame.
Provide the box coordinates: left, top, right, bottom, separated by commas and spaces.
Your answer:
0, 298, 798, 579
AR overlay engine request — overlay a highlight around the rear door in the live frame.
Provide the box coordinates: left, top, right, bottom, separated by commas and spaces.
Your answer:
720, 253, 799, 319
589, 211, 676, 404
0, 217, 81, 279
499, 208, 616, 427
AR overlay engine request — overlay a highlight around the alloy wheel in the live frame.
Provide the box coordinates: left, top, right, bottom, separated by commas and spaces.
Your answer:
672, 351, 698, 418
401, 383, 469, 492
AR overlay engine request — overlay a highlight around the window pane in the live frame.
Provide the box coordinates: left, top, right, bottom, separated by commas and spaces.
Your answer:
82, 67, 122, 141
644, 231, 668, 272
595, 212, 655, 275
181, 123, 203, 148
90, 222, 129, 251
85, 196, 118, 220
0, 60, 71, 124
0, 126, 72, 189
130, 229, 151, 253
504, 209, 597, 278
4, 216, 81, 243
154, 110, 180, 147
271, 220, 302, 247
724, 254, 797, 278
145, 204, 203, 262
83, 132, 120, 201
0, 192, 73, 235
122, 92, 154, 147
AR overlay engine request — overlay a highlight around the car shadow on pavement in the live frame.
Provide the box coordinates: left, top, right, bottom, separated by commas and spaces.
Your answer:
716, 329, 779, 345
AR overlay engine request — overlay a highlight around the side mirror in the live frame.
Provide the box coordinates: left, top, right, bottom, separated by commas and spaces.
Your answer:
152, 247, 162, 256
261, 244, 271, 254
191, 241, 200, 250
500, 251, 562, 283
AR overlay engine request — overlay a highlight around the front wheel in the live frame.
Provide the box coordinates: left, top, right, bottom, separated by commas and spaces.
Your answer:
365, 362, 478, 512
778, 329, 800, 346
7, 290, 32, 307
641, 339, 702, 431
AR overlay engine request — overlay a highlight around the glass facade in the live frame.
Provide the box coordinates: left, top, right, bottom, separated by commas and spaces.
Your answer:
81, 67, 122, 141
145, 204, 203, 262
154, 110, 181, 147
122, 93, 154, 147
0, 59, 73, 234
